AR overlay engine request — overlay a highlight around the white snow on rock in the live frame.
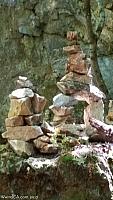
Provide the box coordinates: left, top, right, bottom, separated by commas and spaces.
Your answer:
90, 85, 106, 99
9, 88, 34, 99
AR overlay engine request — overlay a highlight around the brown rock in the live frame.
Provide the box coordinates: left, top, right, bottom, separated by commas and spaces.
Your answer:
67, 31, 78, 41
61, 72, 91, 84
66, 53, 87, 74
49, 105, 74, 116
5, 116, 24, 127
32, 93, 47, 113
40, 144, 58, 154
8, 97, 33, 117
41, 121, 54, 133
52, 114, 74, 126
25, 114, 43, 126
63, 45, 81, 54
2, 126, 43, 141
36, 135, 50, 143
8, 139, 34, 156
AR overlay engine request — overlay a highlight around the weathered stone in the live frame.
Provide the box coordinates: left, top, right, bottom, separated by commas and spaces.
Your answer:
2, 126, 43, 141
25, 114, 43, 126
40, 144, 58, 154
61, 72, 91, 84
16, 76, 34, 90
8, 139, 34, 156
34, 138, 58, 154
53, 93, 78, 107
8, 97, 33, 117
52, 115, 74, 126
49, 105, 74, 116
57, 80, 90, 95
67, 31, 78, 41
32, 93, 47, 113
9, 88, 34, 99
41, 121, 54, 133
5, 116, 24, 127
67, 137, 80, 147
66, 55, 87, 74
37, 135, 50, 143
63, 45, 81, 54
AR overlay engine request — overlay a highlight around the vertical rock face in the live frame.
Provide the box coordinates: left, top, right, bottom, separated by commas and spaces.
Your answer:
0, 0, 113, 132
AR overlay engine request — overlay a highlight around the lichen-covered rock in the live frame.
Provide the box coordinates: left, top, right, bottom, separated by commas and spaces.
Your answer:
5, 116, 24, 127
8, 139, 34, 156
61, 72, 91, 84
2, 126, 43, 141
8, 97, 33, 117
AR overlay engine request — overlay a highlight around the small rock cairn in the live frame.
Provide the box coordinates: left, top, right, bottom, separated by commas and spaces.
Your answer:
2, 76, 58, 156
50, 31, 105, 138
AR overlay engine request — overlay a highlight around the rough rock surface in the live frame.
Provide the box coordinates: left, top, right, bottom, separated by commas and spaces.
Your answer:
0, 0, 113, 131
5, 116, 24, 127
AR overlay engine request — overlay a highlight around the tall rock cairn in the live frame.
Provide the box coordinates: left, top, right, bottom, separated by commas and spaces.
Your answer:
2, 76, 58, 155
50, 31, 105, 137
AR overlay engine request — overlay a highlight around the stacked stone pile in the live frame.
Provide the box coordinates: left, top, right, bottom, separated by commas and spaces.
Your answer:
50, 31, 105, 141
2, 76, 58, 155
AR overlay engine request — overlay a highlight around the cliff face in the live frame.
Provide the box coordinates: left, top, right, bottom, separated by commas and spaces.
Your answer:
0, 0, 113, 131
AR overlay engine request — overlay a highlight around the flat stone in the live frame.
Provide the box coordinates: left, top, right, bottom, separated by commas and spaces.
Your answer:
52, 115, 74, 126
8, 139, 34, 156
8, 97, 33, 117
66, 54, 87, 74
53, 93, 78, 107
5, 116, 24, 127
41, 121, 54, 133
2, 126, 43, 141
9, 88, 34, 99
32, 93, 47, 113
63, 45, 81, 54
36, 135, 50, 143
25, 114, 43, 126
49, 105, 74, 116
57, 80, 90, 95
61, 72, 91, 84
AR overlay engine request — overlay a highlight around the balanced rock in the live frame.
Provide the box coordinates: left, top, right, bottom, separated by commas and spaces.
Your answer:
63, 45, 80, 54
52, 114, 74, 126
16, 76, 34, 90
57, 80, 90, 95
61, 72, 90, 84
8, 139, 34, 156
66, 56, 87, 74
5, 116, 24, 127
53, 93, 78, 107
8, 97, 33, 117
32, 93, 47, 113
2, 126, 43, 141
25, 114, 43, 126
49, 105, 74, 116
9, 88, 34, 99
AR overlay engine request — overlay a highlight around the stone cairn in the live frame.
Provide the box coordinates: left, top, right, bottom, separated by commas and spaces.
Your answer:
49, 31, 105, 142
2, 76, 58, 156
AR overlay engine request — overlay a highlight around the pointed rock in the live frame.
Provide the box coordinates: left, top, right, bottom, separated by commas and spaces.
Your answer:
41, 121, 54, 133
32, 93, 47, 113
67, 31, 78, 41
16, 76, 34, 90
5, 116, 24, 127
25, 114, 43, 126
9, 88, 34, 99
8, 140, 34, 156
2, 126, 43, 141
8, 97, 33, 117
49, 105, 74, 116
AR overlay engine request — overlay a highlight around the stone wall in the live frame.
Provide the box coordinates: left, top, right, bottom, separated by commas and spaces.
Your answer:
0, 0, 113, 131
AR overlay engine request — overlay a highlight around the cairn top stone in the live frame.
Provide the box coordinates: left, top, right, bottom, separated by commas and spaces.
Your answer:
17, 76, 34, 90
9, 88, 34, 99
